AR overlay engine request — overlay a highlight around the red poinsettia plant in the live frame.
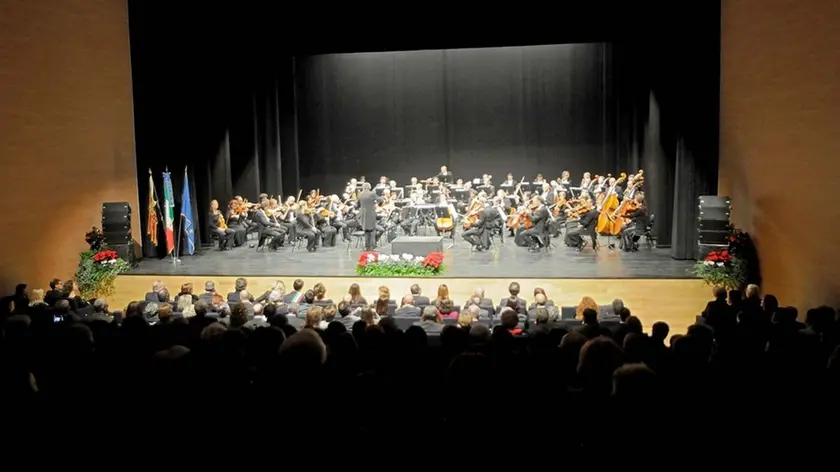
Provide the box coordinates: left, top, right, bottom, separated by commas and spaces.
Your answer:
704, 249, 732, 265
694, 227, 750, 289
93, 249, 120, 264
356, 250, 446, 276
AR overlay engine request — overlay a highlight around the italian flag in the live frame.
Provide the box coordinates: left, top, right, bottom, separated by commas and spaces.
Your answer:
162, 171, 175, 254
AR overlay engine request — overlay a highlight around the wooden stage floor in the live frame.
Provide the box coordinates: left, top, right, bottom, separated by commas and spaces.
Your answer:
113, 275, 711, 338
130, 238, 696, 279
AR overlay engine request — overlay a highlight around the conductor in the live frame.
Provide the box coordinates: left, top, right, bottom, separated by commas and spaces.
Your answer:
357, 182, 383, 250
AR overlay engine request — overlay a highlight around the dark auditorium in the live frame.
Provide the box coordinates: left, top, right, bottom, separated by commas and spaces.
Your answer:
1, 0, 839, 448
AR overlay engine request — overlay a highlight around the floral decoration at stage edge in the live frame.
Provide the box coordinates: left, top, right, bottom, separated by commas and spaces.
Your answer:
693, 228, 753, 290
356, 251, 446, 277
75, 231, 132, 299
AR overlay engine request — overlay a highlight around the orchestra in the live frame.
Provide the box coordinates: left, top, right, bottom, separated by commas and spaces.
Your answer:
205, 167, 648, 254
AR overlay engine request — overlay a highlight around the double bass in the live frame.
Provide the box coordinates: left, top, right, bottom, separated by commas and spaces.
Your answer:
596, 173, 627, 235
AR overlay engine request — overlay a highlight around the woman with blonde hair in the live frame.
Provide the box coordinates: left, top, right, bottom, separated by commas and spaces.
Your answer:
456, 311, 475, 328
28, 288, 46, 307
348, 283, 367, 304
305, 305, 324, 329
313, 282, 327, 301
576, 296, 599, 319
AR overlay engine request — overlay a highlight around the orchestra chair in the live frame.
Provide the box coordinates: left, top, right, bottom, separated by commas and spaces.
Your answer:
346, 230, 366, 253
535, 234, 555, 252
289, 233, 308, 252
642, 214, 656, 249
582, 233, 599, 252
560, 306, 577, 320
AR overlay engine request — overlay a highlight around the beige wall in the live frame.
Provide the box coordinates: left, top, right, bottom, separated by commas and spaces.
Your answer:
720, 0, 840, 309
0, 0, 139, 292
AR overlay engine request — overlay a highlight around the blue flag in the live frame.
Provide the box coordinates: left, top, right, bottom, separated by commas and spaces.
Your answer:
180, 168, 195, 255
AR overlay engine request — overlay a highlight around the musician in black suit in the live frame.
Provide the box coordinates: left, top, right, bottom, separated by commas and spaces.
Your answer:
225, 200, 247, 247
566, 206, 599, 251
462, 203, 488, 251
436, 165, 453, 185
314, 209, 337, 247
400, 207, 421, 236
480, 202, 506, 249
520, 197, 550, 252
295, 205, 320, 252
620, 193, 649, 252
253, 202, 285, 250
208, 199, 235, 250
357, 182, 382, 250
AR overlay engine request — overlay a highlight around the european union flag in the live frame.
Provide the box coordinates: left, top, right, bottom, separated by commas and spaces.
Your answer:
180, 168, 195, 255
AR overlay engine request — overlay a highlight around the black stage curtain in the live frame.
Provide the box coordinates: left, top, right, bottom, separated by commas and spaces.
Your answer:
296, 45, 612, 193
129, 1, 719, 259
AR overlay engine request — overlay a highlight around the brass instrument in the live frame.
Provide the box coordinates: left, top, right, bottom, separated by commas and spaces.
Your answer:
216, 212, 227, 230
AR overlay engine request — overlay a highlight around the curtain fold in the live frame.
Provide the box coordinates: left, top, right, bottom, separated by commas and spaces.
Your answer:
671, 139, 698, 259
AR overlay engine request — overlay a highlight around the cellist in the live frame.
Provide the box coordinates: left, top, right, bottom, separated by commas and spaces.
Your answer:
619, 192, 648, 252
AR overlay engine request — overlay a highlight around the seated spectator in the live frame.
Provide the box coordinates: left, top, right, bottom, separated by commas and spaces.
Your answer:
438, 298, 458, 319
414, 306, 444, 334
395, 295, 421, 317
499, 307, 522, 335
305, 305, 324, 330
347, 283, 367, 305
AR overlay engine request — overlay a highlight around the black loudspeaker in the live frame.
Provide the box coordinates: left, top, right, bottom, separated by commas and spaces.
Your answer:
111, 242, 138, 265
697, 195, 731, 259
102, 202, 131, 245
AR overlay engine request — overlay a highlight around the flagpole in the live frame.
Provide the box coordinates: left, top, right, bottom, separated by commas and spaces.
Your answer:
166, 166, 181, 266
174, 166, 187, 265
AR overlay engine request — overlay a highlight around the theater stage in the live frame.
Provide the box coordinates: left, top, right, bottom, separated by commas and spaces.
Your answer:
129, 238, 696, 279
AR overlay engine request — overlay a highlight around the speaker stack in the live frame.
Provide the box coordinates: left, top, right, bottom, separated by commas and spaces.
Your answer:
101, 202, 136, 263
697, 195, 731, 259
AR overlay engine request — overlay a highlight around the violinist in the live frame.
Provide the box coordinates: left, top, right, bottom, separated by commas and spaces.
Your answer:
253, 201, 285, 250
327, 195, 349, 242
209, 199, 235, 250
277, 195, 298, 239
295, 202, 320, 252
521, 196, 550, 252
314, 199, 338, 247
620, 192, 648, 252
462, 198, 487, 251
226, 200, 247, 247
565, 195, 599, 251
